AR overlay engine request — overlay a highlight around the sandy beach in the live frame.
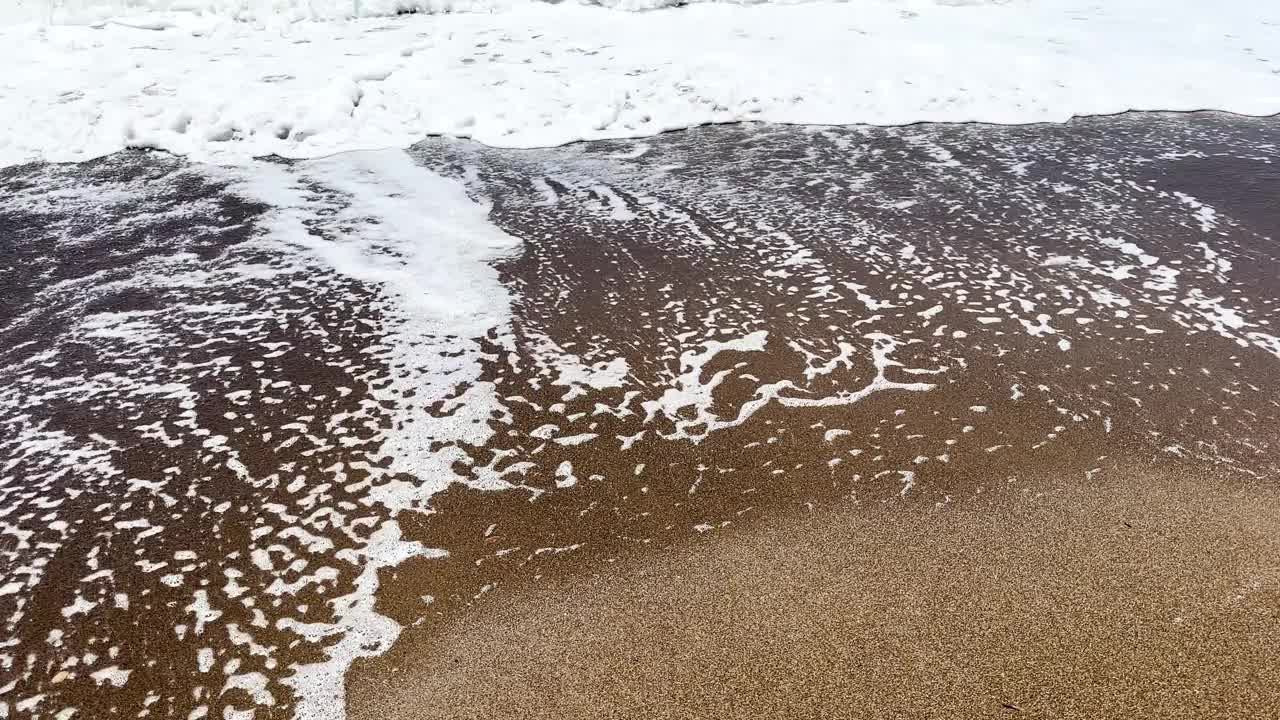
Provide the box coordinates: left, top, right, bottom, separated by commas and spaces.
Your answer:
2, 112, 1279, 718
349, 114, 1280, 719
350, 469, 1280, 719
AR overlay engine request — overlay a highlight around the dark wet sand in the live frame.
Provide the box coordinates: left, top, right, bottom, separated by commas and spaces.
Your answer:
344, 114, 1280, 719
350, 468, 1280, 719
5, 114, 1280, 719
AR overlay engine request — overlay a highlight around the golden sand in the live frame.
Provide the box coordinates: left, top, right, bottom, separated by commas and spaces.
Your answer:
349, 470, 1280, 720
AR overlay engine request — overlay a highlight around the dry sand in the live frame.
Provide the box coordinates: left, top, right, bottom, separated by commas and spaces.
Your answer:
349, 469, 1280, 720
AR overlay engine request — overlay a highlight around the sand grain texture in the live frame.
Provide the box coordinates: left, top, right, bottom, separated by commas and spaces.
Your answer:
350, 471, 1280, 720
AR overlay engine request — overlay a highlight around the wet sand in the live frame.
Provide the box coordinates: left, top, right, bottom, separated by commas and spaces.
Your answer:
351, 468, 1280, 719
3, 113, 1280, 719
346, 114, 1280, 719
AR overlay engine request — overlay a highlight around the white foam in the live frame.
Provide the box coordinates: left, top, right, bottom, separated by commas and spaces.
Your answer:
282, 521, 445, 720
222, 150, 520, 718
644, 331, 940, 442
3, 0, 1279, 167
3, 0, 823, 25
88, 665, 132, 688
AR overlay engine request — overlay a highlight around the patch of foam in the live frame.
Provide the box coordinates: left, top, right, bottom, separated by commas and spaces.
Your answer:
643, 331, 940, 442
88, 665, 132, 688
227, 149, 522, 717
1173, 191, 1221, 234
545, 348, 630, 402
641, 330, 771, 441
774, 334, 940, 409
281, 521, 445, 720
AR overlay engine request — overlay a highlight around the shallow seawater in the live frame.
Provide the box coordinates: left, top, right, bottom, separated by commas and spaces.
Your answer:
1, 112, 1278, 719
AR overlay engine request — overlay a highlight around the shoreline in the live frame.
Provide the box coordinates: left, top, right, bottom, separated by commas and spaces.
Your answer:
349, 464, 1280, 719
3, 113, 1279, 719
